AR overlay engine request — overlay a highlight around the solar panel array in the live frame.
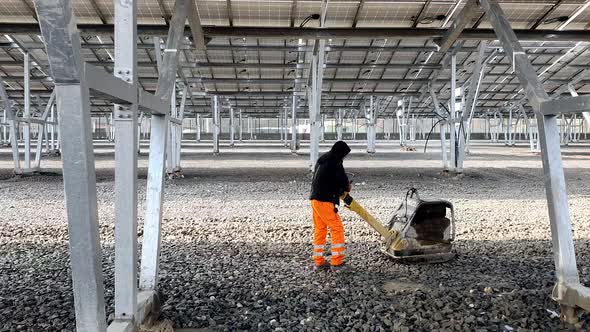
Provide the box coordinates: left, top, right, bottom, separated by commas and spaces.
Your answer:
0, 0, 589, 116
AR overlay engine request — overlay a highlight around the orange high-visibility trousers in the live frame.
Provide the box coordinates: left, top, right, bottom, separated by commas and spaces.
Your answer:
311, 200, 345, 266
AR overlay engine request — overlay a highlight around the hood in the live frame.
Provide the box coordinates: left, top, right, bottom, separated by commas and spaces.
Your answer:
330, 141, 351, 159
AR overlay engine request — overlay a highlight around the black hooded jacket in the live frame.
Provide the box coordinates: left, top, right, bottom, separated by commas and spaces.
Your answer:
309, 141, 351, 205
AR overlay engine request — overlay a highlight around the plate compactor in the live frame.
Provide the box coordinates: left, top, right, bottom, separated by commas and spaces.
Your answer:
341, 188, 456, 263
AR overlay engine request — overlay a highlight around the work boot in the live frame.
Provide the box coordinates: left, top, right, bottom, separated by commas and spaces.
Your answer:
330, 263, 350, 273
314, 264, 329, 272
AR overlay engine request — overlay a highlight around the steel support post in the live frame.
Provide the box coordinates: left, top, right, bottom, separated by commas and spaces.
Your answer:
278, 113, 284, 142
212, 95, 220, 153
308, 8, 326, 170
390, 117, 395, 141
140, 0, 191, 291
60, 85, 107, 331
320, 114, 326, 143
0, 77, 20, 171
308, 87, 319, 169
403, 99, 410, 145
248, 116, 253, 140
34, 1, 106, 330
449, 55, 457, 172
50, 104, 56, 151
397, 98, 409, 147
367, 110, 372, 152
169, 99, 176, 171
410, 114, 416, 142
291, 94, 298, 152
23, 52, 31, 169
456, 88, 465, 173
277, 112, 286, 144
1, 109, 6, 144
137, 112, 143, 154
428, 84, 449, 171
529, 119, 538, 152
284, 105, 289, 147
140, 111, 168, 290
175, 87, 186, 171
113, 0, 140, 318
239, 111, 243, 142
441, 122, 449, 171
464, 41, 487, 153
108, 114, 114, 141
166, 89, 176, 173
336, 109, 343, 141
43, 117, 49, 153
507, 108, 513, 145
352, 115, 357, 140
481, 0, 589, 320
34, 92, 55, 168
396, 111, 403, 146
196, 113, 201, 142
496, 112, 502, 142
367, 96, 376, 154
229, 108, 235, 146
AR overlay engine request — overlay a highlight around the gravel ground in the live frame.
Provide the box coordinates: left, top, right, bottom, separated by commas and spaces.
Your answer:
1, 141, 590, 331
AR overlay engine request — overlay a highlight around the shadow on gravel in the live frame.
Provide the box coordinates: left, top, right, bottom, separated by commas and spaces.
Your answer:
1, 239, 589, 331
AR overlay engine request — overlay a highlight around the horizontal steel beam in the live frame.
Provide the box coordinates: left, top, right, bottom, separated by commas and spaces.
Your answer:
2, 23, 590, 42
4, 59, 587, 70
2, 75, 580, 87
84, 63, 167, 115
0, 42, 577, 55
540, 95, 590, 115
80, 97, 520, 109
435, 0, 480, 53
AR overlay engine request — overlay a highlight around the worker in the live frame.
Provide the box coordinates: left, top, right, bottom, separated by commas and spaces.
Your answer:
310, 140, 351, 271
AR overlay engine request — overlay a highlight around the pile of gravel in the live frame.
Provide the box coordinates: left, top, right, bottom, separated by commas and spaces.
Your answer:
1, 165, 589, 331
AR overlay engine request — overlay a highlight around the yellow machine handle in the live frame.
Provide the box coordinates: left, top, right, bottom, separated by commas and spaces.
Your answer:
340, 192, 391, 239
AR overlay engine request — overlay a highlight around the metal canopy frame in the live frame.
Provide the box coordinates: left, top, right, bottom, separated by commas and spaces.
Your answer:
479, 0, 590, 322
3, 0, 590, 330
1, 1, 589, 120
32, 0, 202, 330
